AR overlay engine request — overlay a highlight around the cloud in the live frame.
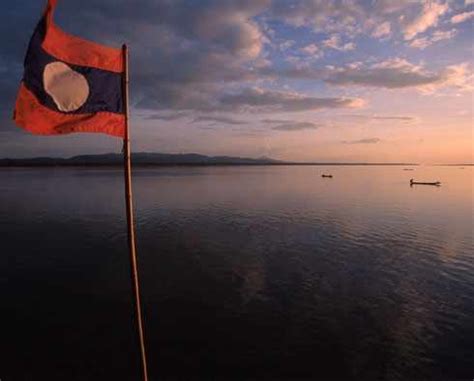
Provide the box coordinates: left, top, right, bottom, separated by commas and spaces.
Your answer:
409, 29, 457, 49
322, 35, 355, 51
266, 57, 471, 94
403, 2, 449, 40
323, 58, 472, 91
0, 0, 467, 136
421, 63, 474, 93
268, 0, 438, 41
325, 58, 439, 88
192, 115, 248, 125
261, 118, 321, 130
372, 116, 413, 121
279, 40, 295, 51
47, 0, 272, 114
4, 0, 377, 118
372, 22, 392, 38
373, 1, 419, 15
300, 43, 320, 55
268, 0, 413, 36
219, 88, 364, 112
451, 11, 474, 24
144, 112, 189, 121
408, 38, 431, 50
269, 1, 365, 33
342, 114, 414, 121
271, 122, 320, 131
261, 119, 292, 124
342, 138, 381, 144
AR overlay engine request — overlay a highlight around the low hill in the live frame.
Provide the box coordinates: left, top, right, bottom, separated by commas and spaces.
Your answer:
0, 152, 281, 166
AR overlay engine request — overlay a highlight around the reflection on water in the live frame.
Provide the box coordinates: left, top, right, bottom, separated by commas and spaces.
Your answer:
1, 166, 473, 380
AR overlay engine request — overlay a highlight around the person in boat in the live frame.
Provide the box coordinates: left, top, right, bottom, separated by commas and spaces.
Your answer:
410, 179, 441, 186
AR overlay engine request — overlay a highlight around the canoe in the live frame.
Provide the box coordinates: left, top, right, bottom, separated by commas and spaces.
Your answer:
321, 174, 333, 178
410, 179, 441, 186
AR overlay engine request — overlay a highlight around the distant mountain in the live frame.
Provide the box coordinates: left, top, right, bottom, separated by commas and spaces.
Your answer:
0, 152, 282, 167
0, 152, 423, 167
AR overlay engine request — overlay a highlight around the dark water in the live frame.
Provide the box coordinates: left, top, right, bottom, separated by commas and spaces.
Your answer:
1, 166, 473, 380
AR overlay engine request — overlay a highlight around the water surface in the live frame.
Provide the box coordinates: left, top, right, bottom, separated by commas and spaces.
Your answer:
1, 165, 473, 380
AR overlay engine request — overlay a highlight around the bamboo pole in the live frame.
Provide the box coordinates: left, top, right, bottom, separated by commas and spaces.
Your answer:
122, 44, 149, 381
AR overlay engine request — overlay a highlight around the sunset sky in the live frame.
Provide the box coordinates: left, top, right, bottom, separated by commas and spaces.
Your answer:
1, 0, 473, 163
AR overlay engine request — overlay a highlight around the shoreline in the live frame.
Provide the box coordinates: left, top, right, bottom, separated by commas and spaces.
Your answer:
0, 162, 423, 168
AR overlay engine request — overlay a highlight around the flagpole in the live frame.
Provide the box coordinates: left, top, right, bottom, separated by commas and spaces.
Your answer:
122, 43, 149, 381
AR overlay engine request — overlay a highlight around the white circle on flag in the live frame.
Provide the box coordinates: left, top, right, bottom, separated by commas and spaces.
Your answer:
43, 61, 89, 112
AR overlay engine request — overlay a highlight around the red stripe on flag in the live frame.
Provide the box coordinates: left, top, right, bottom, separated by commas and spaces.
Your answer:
42, 0, 123, 73
14, 83, 125, 137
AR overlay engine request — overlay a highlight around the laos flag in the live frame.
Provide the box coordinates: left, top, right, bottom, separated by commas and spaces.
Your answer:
13, 0, 125, 137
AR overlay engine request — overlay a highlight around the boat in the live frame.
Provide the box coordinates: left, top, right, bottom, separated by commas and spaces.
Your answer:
321, 174, 333, 178
410, 179, 441, 186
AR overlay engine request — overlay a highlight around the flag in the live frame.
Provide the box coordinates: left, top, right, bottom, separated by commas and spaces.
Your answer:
13, 0, 125, 137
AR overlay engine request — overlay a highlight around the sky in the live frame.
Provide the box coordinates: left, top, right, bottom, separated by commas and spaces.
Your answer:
0, 0, 473, 163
